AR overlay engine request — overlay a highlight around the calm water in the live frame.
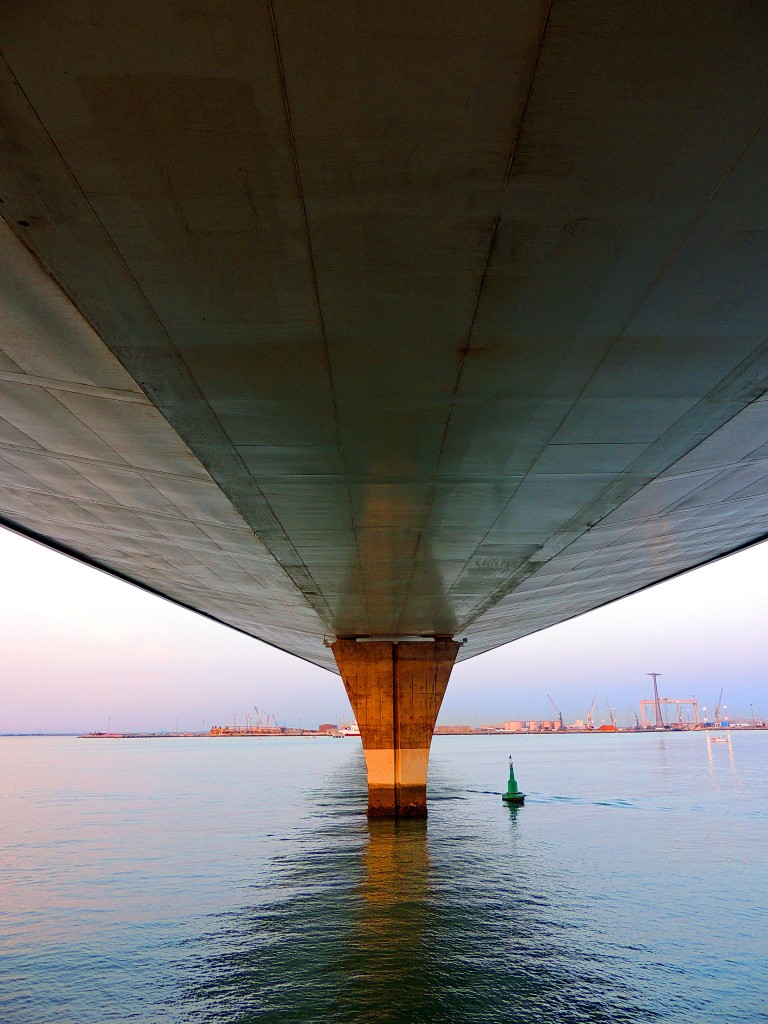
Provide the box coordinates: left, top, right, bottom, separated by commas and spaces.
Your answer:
1, 732, 766, 1023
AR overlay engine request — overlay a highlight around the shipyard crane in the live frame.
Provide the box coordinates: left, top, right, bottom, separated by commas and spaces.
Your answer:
628, 703, 640, 729
605, 698, 617, 729
254, 707, 279, 731
586, 695, 597, 730
714, 688, 724, 727
547, 694, 564, 731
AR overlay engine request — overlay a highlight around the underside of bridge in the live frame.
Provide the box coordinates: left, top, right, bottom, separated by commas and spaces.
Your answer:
1, 2, 768, 813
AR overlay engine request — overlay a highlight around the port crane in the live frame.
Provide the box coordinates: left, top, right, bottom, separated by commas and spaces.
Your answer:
627, 703, 640, 729
714, 688, 724, 727
605, 697, 617, 729
253, 706, 279, 731
586, 694, 597, 730
547, 694, 564, 730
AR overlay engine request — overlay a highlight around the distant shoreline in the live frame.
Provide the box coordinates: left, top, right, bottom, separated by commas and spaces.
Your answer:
2, 725, 766, 739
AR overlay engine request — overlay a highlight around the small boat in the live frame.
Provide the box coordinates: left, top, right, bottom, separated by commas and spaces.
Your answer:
710, 736, 729, 743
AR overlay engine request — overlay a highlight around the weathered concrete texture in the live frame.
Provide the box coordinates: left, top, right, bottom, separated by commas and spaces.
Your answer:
332, 639, 459, 817
2, 3, 768, 672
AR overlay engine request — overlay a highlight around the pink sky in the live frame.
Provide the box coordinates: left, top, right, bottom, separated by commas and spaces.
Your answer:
2, 524, 766, 732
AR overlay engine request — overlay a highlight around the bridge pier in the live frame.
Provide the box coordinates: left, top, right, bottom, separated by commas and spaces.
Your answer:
331, 638, 459, 818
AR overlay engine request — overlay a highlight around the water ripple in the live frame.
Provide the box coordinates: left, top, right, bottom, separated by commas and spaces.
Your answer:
0, 734, 766, 1023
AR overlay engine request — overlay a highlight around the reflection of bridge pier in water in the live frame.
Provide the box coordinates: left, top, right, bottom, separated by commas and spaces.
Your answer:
339, 820, 433, 1016
359, 820, 431, 913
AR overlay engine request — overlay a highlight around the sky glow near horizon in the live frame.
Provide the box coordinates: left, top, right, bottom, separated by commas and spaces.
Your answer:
2, 523, 767, 733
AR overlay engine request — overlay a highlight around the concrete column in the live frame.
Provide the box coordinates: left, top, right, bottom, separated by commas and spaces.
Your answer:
331, 638, 460, 818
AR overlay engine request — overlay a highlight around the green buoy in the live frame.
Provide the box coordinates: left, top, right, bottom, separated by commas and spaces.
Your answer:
502, 756, 525, 805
